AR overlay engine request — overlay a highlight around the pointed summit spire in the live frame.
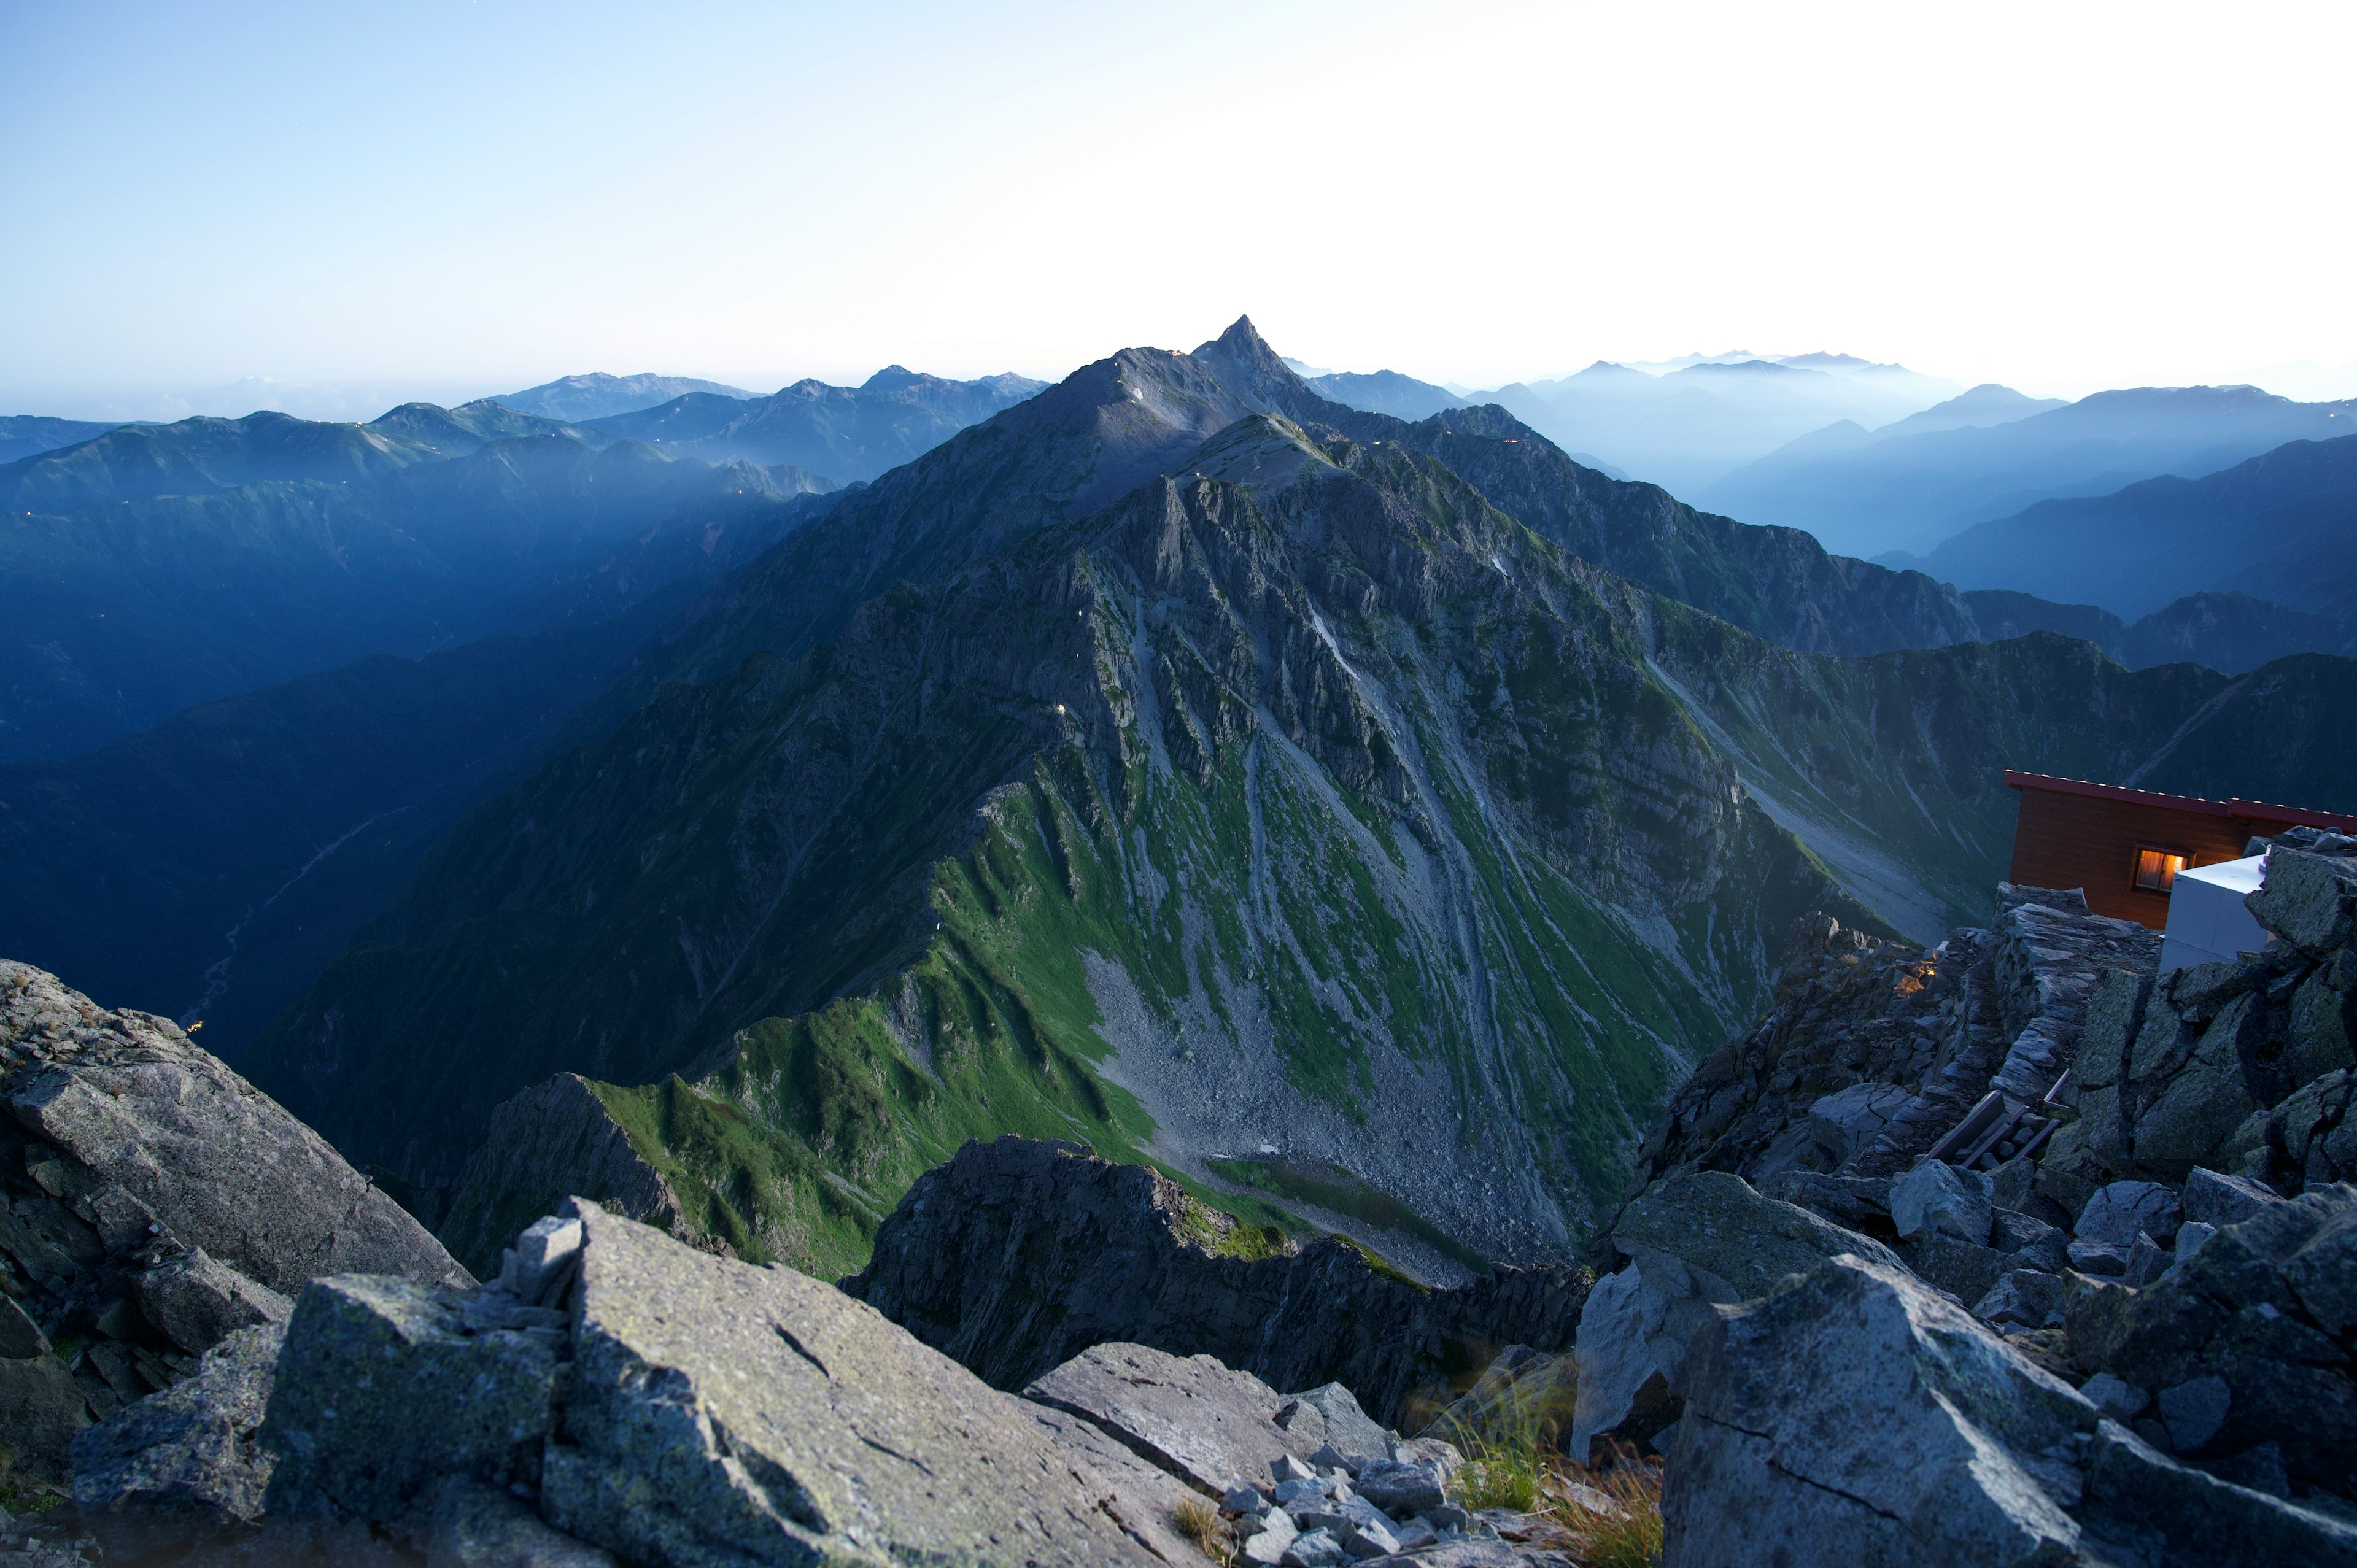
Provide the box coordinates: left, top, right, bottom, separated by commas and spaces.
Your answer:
1198, 315, 1280, 366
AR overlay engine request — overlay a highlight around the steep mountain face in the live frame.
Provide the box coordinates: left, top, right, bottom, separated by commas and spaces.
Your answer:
0, 434, 829, 760
578, 366, 1048, 482
247, 434, 2357, 1293
0, 415, 122, 465
1705, 385, 2357, 558
1911, 433, 2357, 620
490, 371, 757, 422
1633, 624, 2357, 943
232, 323, 2357, 1284
1964, 588, 2355, 673
248, 414, 1858, 1268
1379, 406, 1986, 657
608, 318, 1344, 697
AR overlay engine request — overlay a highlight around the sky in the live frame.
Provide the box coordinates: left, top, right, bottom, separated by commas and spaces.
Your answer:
5, 0, 2355, 419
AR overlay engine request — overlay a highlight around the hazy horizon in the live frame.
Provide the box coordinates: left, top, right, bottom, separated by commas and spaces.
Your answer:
7, 1, 2355, 418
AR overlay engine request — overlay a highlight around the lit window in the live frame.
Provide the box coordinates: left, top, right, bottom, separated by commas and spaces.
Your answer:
2132, 848, 2186, 894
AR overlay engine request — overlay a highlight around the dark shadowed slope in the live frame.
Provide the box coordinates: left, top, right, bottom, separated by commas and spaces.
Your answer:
0, 592, 686, 1065
0, 434, 832, 761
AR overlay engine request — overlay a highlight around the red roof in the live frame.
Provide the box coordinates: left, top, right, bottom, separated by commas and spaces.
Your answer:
2003, 771, 2357, 833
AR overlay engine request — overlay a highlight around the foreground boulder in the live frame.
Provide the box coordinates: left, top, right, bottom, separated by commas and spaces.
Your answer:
1024, 1342, 1326, 1494
1665, 1253, 2357, 1567
77, 1200, 1186, 1565
1569, 1169, 1901, 1461
846, 1135, 1592, 1424
0, 960, 466, 1478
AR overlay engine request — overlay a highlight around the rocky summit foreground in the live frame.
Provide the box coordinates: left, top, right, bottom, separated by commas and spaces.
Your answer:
12, 826, 2357, 1566
72, 1199, 1577, 1568
0, 962, 465, 1489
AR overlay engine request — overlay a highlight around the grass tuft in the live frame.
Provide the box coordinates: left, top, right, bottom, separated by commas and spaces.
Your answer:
1439, 1397, 1553, 1514
1549, 1441, 1665, 1568
1172, 1494, 1228, 1561
0, 1448, 66, 1516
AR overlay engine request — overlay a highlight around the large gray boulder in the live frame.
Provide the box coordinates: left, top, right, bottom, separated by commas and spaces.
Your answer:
1663, 1254, 2096, 1567
542, 1200, 1166, 1567
1571, 1170, 1902, 1462
71, 1323, 283, 1558
261, 1276, 566, 1523
1664, 1253, 2357, 1567
2065, 1182, 2357, 1499
1612, 1170, 1905, 1297
1890, 1159, 1993, 1245
1024, 1341, 1322, 1496
2248, 847, 2357, 958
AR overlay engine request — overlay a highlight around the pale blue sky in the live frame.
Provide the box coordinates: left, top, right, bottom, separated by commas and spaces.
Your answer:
5, 1, 2353, 417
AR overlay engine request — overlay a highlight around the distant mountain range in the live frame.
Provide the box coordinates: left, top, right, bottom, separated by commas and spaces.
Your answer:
567, 366, 1047, 482
1959, 588, 2353, 671
1706, 385, 2357, 558
0, 415, 124, 465
1455, 354, 1965, 495
491, 372, 757, 422
1903, 433, 2357, 622
1283, 365, 1465, 422
0, 402, 585, 513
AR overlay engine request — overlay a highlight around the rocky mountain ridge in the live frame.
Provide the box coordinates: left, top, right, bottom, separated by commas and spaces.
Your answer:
248, 400, 1859, 1268
241, 321, 2357, 1291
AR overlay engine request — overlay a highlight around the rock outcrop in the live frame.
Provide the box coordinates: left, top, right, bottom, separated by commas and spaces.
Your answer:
844, 1135, 1593, 1425
79, 1200, 1183, 1566
1603, 833, 2357, 1534
1663, 1252, 2357, 1567
1568, 1170, 1903, 1462
76, 1198, 1589, 1568
1630, 889, 2158, 1202
0, 960, 466, 1478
